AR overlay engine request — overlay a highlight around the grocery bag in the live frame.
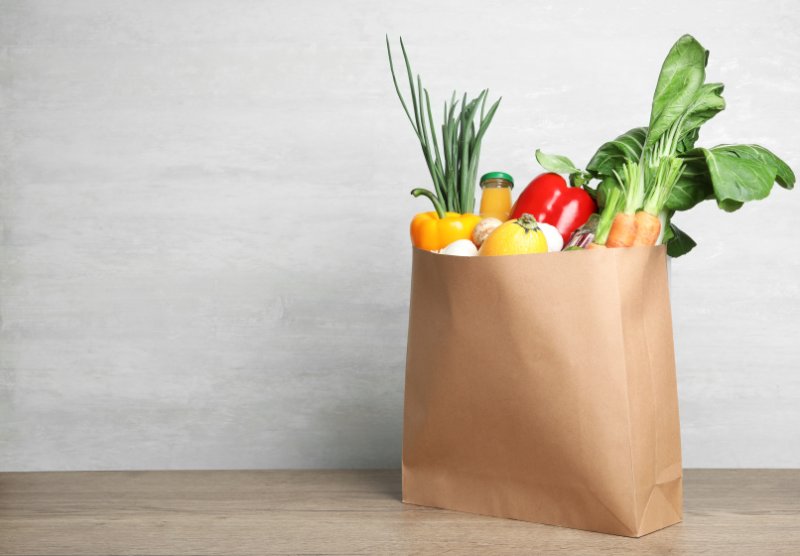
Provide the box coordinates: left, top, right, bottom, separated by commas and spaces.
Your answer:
402, 245, 682, 537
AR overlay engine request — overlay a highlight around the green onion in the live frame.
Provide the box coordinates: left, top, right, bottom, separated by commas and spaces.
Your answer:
387, 36, 501, 218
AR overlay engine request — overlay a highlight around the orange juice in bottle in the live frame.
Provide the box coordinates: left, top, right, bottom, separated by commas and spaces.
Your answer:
479, 172, 514, 220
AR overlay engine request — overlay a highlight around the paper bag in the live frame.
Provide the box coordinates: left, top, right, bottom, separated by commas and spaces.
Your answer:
402, 245, 682, 537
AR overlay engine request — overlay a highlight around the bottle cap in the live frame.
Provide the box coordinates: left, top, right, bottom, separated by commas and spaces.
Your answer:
479, 172, 514, 187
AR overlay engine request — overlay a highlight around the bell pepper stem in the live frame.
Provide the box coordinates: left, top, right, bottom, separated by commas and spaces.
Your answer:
411, 188, 446, 218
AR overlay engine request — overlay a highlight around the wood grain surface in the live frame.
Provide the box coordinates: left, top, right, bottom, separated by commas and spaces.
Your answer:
1, 469, 798, 555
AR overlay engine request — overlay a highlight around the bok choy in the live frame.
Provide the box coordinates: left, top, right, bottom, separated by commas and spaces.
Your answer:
537, 34, 795, 257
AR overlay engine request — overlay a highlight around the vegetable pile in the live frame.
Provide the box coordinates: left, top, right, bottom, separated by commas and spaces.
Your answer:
389, 35, 794, 257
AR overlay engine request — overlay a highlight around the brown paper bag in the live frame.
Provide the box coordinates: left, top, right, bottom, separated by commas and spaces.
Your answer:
402, 245, 682, 537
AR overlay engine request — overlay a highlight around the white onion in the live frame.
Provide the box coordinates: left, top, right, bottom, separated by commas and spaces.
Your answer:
438, 239, 478, 257
538, 222, 564, 252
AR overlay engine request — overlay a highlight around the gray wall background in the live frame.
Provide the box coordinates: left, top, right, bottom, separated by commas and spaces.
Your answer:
1, 0, 798, 471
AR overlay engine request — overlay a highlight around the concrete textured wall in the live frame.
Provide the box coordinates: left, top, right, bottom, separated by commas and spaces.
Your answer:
1, 0, 798, 470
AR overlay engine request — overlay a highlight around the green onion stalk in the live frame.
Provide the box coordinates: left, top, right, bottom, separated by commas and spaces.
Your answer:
387, 36, 501, 218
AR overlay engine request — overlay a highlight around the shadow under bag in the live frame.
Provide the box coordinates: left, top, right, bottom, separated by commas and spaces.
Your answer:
402, 246, 682, 537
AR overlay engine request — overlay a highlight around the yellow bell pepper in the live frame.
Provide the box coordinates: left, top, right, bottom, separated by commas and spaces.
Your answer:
478, 213, 548, 256
410, 212, 482, 252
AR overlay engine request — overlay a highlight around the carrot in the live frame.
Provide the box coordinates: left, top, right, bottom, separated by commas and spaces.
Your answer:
632, 211, 661, 246
592, 186, 624, 247
632, 156, 684, 247
606, 160, 645, 248
606, 213, 637, 248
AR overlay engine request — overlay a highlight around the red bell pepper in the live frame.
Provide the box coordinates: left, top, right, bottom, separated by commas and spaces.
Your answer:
510, 173, 596, 243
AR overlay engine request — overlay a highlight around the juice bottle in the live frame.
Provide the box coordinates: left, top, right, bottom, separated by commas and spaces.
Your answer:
479, 172, 514, 220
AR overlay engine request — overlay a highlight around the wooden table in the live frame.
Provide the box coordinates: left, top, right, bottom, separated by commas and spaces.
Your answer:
1, 469, 798, 555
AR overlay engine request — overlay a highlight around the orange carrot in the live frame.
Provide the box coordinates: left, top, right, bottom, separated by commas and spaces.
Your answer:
593, 186, 624, 247
632, 211, 661, 246
605, 160, 644, 248
632, 156, 683, 247
606, 213, 637, 248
